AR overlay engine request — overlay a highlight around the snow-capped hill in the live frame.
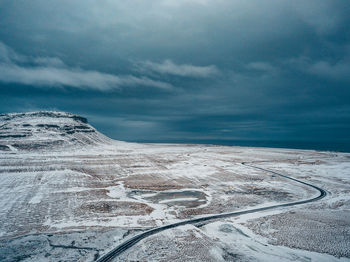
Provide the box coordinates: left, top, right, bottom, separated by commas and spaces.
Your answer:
0, 111, 111, 151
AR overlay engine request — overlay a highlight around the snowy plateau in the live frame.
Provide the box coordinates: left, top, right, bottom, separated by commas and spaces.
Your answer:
0, 111, 349, 262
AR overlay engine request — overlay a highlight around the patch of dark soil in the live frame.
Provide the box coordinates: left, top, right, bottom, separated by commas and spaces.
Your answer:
80, 201, 154, 216
0, 134, 29, 138
36, 124, 60, 128
225, 186, 293, 201
0, 145, 10, 151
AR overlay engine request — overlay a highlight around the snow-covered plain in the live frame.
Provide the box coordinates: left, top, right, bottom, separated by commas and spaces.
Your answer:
0, 112, 349, 261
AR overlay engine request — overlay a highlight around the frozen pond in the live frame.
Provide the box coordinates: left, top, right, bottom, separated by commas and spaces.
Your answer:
129, 190, 208, 208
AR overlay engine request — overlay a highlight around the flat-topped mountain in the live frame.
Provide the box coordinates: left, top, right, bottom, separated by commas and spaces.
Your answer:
0, 111, 111, 151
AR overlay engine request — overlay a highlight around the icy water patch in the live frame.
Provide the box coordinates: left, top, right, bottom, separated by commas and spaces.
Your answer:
128, 189, 208, 208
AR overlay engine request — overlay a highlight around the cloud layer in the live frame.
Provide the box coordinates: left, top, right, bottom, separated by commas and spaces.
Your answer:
0, 42, 172, 90
0, 0, 349, 148
136, 60, 219, 78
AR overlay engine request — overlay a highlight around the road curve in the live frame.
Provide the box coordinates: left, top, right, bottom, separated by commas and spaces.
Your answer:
96, 162, 327, 262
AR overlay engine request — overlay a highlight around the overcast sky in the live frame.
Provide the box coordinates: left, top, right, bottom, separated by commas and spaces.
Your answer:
0, 0, 349, 148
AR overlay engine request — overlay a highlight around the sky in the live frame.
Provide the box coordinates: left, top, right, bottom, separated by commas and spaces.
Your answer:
0, 0, 350, 150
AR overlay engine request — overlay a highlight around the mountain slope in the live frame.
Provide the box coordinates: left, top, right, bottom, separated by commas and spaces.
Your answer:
0, 111, 111, 151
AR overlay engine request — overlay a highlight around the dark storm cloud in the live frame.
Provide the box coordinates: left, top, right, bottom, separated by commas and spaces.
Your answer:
0, 41, 172, 90
0, 0, 349, 149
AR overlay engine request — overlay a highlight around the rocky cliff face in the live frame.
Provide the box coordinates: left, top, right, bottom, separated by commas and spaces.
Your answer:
0, 111, 111, 151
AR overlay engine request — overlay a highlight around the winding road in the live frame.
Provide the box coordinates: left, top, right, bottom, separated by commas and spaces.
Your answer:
96, 162, 327, 262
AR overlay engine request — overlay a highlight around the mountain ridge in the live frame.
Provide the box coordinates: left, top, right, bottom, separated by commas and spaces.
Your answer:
0, 111, 111, 151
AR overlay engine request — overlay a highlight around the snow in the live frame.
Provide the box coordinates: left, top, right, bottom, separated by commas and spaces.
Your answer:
209, 247, 225, 261
29, 192, 43, 204
203, 221, 350, 262
1, 111, 349, 260
7, 145, 17, 152
106, 183, 127, 199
